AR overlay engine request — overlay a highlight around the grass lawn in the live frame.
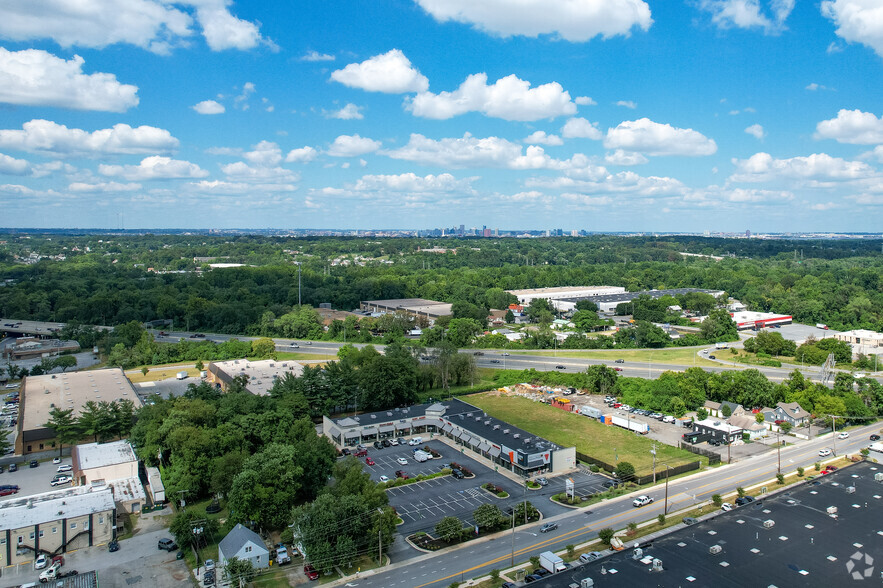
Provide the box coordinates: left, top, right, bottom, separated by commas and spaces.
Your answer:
418, 368, 499, 402
274, 352, 336, 362
127, 365, 201, 383
516, 347, 720, 367
466, 393, 700, 474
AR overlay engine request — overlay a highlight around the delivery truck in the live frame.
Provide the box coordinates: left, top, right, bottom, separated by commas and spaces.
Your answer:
611, 415, 649, 434
539, 551, 567, 574
176, 371, 188, 380
579, 406, 603, 419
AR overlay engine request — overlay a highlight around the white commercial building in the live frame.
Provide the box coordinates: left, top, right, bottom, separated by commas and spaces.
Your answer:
208, 359, 304, 396
72, 440, 145, 514
506, 286, 626, 309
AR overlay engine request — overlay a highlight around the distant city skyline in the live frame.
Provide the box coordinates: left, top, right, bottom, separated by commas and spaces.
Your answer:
2, 2, 883, 230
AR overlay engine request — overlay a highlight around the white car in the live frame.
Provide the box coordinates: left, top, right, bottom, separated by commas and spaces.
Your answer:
632, 495, 653, 507
57, 464, 72, 472
721, 503, 734, 512
34, 554, 49, 569
838, 432, 849, 439
819, 448, 832, 457
389, 439, 399, 446
52, 457, 61, 464
379, 475, 390, 483
397, 457, 408, 465
50, 475, 72, 486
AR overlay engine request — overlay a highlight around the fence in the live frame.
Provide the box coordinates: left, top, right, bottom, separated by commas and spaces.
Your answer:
679, 441, 722, 465
576, 451, 703, 484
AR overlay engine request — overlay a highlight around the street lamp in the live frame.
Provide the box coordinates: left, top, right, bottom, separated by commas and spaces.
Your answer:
663, 464, 672, 514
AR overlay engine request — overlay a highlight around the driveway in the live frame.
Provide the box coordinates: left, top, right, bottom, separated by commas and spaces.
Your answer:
0, 455, 75, 501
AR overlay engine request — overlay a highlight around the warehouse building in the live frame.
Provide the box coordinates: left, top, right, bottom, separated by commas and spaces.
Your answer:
552, 287, 725, 313
72, 440, 145, 514
16, 368, 142, 456
359, 298, 453, 322
0, 485, 115, 567
323, 398, 576, 477
207, 359, 304, 396
505, 286, 626, 308
729, 311, 792, 330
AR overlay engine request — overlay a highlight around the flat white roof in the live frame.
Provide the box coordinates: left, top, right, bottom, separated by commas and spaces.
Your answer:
730, 311, 792, 323
695, 418, 742, 434
506, 286, 625, 297
106, 477, 146, 504
211, 359, 304, 396
74, 440, 136, 471
22, 368, 141, 433
0, 485, 115, 529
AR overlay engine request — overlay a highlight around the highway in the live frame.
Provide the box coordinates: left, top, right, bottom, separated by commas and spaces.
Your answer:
349, 422, 883, 588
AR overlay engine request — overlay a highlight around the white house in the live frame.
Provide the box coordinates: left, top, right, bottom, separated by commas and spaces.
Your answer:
218, 524, 269, 571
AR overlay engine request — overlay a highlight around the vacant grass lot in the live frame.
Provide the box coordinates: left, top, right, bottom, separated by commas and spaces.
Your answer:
466, 393, 701, 475
518, 347, 720, 367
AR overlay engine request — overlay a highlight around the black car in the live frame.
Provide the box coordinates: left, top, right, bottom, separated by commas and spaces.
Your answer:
535, 568, 550, 577
709, 355, 716, 359
735, 496, 756, 506
373, 441, 383, 450
555, 365, 565, 369
158, 538, 178, 551
871, 434, 881, 441
340, 448, 351, 456
524, 574, 542, 583
501, 583, 518, 588
490, 359, 501, 364
381, 439, 391, 448
602, 480, 619, 488
29, 460, 38, 468
682, 517, 699, 525
451, 469, 464, 479
108, 540, 119, 552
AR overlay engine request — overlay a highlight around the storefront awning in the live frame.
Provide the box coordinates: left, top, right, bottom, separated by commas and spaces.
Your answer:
395, 422, 411, 430
478, 442, 490, 453
453, 429, 465, 439
362, 426, 378, 435
424, 418, 443, 427
344, 430, 359, 438
378, 424, 394, 433
488, 446, 501, 457
442, 423, 453, 433
328, 428, 340, 438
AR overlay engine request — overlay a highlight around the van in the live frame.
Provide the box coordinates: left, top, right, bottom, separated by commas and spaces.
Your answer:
408, 437, 423, 446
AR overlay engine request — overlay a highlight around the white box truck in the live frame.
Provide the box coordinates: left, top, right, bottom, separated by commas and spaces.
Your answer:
611, 415, 649, 434
414, 450, 431, 462
539, 550, 567, 574
714, 342, 728, 349
176, 371, 188, 380
868, 442, 883, 454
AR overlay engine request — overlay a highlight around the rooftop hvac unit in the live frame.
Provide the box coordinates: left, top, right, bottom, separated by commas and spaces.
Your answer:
476, 417, 482, 422
513, 433, 520, 439
847, 486, 856, 494
827, 506, 838, 515
503, 429, 510, 434
580, 579, 595, 588
485, 420, 491, 426
387, 412, 393, 416
467, 412, 472, 417
652, 559, 663, 572
370, 414, 376, 419
763, 519, 775, 528
875, 473, 883, 482
493, 425, 500, 430
709, 545, 722, 555
632, 547, 643, 560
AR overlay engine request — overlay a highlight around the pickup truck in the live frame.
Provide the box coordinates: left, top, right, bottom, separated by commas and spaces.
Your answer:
276, 546, 291, 565
39, 564, 78, 583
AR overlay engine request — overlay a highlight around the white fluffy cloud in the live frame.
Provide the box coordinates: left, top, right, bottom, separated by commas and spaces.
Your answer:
413, 0, 652, 42
99, 156, 208, 180
524, 131, 563, 146
330, 50, 428, 93
0, 119, 179, 156
408, 73, 576, 121
698, 0, 794, 33
0, 0, 269, 54
386, 133, 560, 169
0, 153, 31, 175
327, 103, 364, 120
190, 180, 295, 193
815, 109, 883, 144
822, 0, 883, 58
351, 173, 473, 193
574, 96, 596, 106
616, 100, 637, 109
220, 161, 298, 182
242, 141, 283, 166
561, 117, 603, 140
285, 146, 318, 163
730, 152, 876, 182
605, 149, 649, 166
192, 100, 225, 114
0, 48, 139, 112
300, 50, 334, 62
527, 171, 685, 197
68, 181, 141, 193
745, 124, 766, 140
604, 118, 717, 156
327, 135, 381, 157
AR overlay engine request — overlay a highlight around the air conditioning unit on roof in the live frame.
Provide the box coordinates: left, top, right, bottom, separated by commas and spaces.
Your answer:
763, 519, 775, 528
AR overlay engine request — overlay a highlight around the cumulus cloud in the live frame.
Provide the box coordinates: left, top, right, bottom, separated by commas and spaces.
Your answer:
574, 96, 596, 106
407, 73, 576, 121
561, 117, 603, 140
745, 124, 766, 140
233, 81, 255, 110
822, 0, 883, 58
605, 149, 649, 166
0, 48, 139, 112
192, 99, 225, 114
616, 100, 637, 109
527, 171, 685, 197
810, 201, 837, 210
220, 161, 298, 182
326, 103, 364, 120
190, 180, 295, 194
524, 131, 563, 146
0, 119, 179, 157
815, 109, 883, 144
327, 134, 381, 157
0, 153, 31, 176
99, 155, 208, 180
242, 141, 283, 166
331, 49, 429, 93
0, 0, 270, 54
68, 181, 141, 192
386, 133, 560, 169
730, 152, 876, 182
351, 172, 474, 193
697, 0, 794, 34
300, 50, 334, 62
805, 82, 832, 91
413, 0, 652, 42
604, 118, 717, 156
285, 146, 318, 163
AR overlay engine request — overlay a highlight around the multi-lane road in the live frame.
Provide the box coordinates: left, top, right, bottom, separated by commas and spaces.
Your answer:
350, 422, 882, 588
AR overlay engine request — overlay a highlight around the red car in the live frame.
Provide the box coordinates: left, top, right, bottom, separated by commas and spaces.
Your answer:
0, 488, 17, 496
304, 564, 319, 581
613, 367, 623, 372
365, 458, 375, 466
354, 449, 368, 457
825, 465, 838, 472
820, 470, 830, 475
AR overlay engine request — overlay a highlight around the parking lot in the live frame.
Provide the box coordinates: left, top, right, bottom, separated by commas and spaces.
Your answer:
0, 454, 74, 500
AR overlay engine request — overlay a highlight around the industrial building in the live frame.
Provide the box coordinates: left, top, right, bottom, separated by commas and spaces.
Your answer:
323, 398, 576, 477
359, 298, 453, 322
0, 485, 116, 567
17, 368, 142, 456
2, 337, 80, 360
505, 286, 626, 308
834, 329, 883, 360
207, 358, 304, 396
72, 440, 145, 514
729, 311, 793, 330
552, 287, 725, 313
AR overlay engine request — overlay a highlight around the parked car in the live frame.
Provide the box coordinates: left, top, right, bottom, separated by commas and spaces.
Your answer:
34, 553, 49, 570
632, 495, 653, 508
382, 439, 391, 448
389, 438, 399, 446
819, 448, 832, 457
825, 465, 839, 472
354, 449, 368, 457
735, 496, 756, 506
682, 517, 699, 525
158, 538, 178, 551
397, 457, 408, 465
108, 540, 119, 552
52, 457, 61, 464
365, 458, 375, 466
29, 460, 39, 468
396, 437, 406, 445
7, 463, 16, 472
340, 448, 351, 456
57, 464, 72, 472
395, 470, 409, 479
720, 503, 733, 512
408, 437, 423, 446
524, 574, 542, 583
535, 477, 548, 486
451, 469, 464, 479
579, 551, 602, 563
838, 432, 849, 439
379, 475, 390, 483
373, 441, 383, 450
304, 564, 319, 581
539, 522, 558, 533
50, 475, 72, 486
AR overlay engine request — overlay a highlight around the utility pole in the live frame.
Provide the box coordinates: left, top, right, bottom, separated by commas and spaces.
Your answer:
776, 430, 781, 474
832, 415, 837, 455
651, 444, 657, 483
663, 464, 670, 514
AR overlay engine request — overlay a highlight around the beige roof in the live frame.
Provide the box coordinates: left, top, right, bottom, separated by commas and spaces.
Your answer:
21, 368, 141, 433
0, 485, 115, 529
74, 440, 137, 471
210, 359, 304, 396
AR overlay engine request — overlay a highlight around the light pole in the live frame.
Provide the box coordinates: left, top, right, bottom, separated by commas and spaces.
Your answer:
832, 415, 837, 455
776, 430, 781, 474
651, 444, 657, 483
663, 464, 671, 514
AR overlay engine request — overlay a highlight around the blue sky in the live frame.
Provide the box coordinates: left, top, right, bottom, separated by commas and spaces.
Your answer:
2, 0, 883, 232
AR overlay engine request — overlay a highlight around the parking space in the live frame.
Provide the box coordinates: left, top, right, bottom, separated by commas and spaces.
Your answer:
0, 454, 74, 500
